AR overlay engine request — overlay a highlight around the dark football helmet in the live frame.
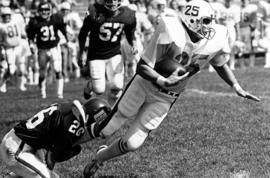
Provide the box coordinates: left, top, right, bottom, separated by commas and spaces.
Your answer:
1, 7, 12, 23
38, 2, 52, 20
84, 98, 111, 132
104, 0, 122, 12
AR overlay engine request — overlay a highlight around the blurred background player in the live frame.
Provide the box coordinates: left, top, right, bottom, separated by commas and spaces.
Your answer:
0, 6, 29, 93
78, 0, 137, 106
27, 2, 68, 99
0, 98, 111, 178
121, 0, 154, 79
255, 0, 270, 68
219, 0, 242, 70
238, 0, 258, 68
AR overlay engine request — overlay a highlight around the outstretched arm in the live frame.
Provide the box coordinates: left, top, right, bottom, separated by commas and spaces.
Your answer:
212, 58, 260, 102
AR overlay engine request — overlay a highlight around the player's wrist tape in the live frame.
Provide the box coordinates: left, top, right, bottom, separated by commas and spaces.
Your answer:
156, 76, 166, 86
232, 83, 242, 92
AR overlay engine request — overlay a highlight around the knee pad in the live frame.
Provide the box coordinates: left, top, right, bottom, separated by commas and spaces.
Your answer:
92, 79, 106, 95
119, 127, 149, 152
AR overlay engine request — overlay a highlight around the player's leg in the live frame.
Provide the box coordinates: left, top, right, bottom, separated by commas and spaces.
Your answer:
264, 26, 270, 68
228, 26, 236, 70
84, 99, 171, 176
0, 58, 8, 93
37, 49, 49, 99
106, 54, 125, 106
0, 129, 57, 178
90, 75, 145, 139
60, 44, 69, 83
83, 59, 106, 99
51, 46, 64, 99
69, 43, 80, 78
15, 45, 27, 91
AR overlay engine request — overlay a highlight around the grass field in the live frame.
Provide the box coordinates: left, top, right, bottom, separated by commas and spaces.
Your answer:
0, 66, 270, 178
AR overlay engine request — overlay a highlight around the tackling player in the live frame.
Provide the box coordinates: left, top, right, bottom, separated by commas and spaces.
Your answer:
78, 0, 137, 105
82, 0, 261, 177
0, 98, 111, 178
26, 2, 68, 99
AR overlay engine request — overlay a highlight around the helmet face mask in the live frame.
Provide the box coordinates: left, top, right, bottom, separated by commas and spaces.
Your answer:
83, 98, 111, 134
183, 0, 216, 40
1, 14, 11, 23
104, 0, 122, 12
38, 3, 52, 20
1, 7, 12, 23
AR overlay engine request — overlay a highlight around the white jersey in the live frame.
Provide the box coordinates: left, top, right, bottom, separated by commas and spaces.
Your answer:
0, 14, 25, 47
141, 15, 230, 92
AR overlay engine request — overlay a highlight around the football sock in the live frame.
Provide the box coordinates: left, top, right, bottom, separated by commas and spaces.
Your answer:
56, 78, 64, 98
97, 138, 126, 162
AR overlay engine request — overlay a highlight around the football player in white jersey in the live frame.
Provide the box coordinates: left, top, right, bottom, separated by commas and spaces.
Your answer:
0, 7, 29, 93
239, 0, 258, 68
82, 0, 260, 177
255, 0, 270, 68
219, 0, 242, 70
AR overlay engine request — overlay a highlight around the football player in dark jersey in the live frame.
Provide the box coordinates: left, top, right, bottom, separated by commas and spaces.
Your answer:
0, 98, 111, 178
26, 2, 68, 99
78, 0, 137, 105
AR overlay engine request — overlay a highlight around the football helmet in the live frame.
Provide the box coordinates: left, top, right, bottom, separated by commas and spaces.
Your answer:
182, 0, 215, 40
1, 7, 12, 23
83, 98, 111, 131
104, 0, 123, 12
38, 2, 52, 20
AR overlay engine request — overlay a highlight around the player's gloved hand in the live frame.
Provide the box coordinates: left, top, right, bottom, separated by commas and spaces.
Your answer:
78, 51, 84, 68
156, 68, 190, 88
46, 150, 56, 170
29, 43, 36, 55
233, 83, 261, 102
131, 45, 138, 55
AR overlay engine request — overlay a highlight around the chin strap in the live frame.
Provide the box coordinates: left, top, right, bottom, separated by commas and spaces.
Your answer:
72, 100, 86, 124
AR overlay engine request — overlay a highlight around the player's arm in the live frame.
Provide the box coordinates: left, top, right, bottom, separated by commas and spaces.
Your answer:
212, 54, 260, 102
26, 18, 36, 42
78, 15, 91, 55
78, 15, 91, 67
124, 13, 137, 54
137, 44, 189, 88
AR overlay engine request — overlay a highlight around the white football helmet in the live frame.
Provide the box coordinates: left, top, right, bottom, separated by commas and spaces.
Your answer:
182, 0, 216, 40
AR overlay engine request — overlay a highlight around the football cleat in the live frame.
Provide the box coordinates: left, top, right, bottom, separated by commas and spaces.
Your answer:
83, 81, 93, 100
83, 145, 108, 177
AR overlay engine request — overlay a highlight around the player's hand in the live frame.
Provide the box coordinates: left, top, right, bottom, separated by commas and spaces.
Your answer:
77, 51, 84, 68
131, 45, 138, 55
233, 83, 261, 102
46, 150, 56, 170
157, 68, 189, 88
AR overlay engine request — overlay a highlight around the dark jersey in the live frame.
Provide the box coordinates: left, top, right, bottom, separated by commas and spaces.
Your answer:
79, 4, 136, 60
14, 103, 86, 153
27, 13, 67, 49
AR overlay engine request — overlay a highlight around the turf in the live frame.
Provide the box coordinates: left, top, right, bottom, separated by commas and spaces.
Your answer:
0, 66, 269, 178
